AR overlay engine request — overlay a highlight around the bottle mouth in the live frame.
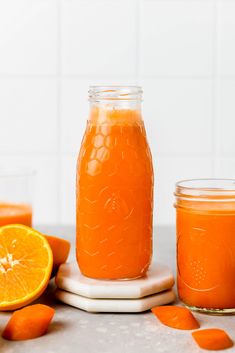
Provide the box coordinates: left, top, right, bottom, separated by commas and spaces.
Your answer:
89, 86, 143, 102
175, 178, 235, 202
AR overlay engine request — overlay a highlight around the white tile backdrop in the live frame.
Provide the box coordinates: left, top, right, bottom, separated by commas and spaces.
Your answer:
0, 0, 235, 225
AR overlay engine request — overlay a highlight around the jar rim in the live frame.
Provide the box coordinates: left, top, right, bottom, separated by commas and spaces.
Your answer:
89, 85, 143, 102
175, 178, 235, 201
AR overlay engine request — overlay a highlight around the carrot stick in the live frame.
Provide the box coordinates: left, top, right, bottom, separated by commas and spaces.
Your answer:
151, 305, 200, 330
2, 304, 55, 341
45, 235, 71, 277
192, 328, 233, 350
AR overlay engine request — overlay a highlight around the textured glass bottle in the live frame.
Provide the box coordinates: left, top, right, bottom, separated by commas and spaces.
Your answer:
76, 86, 154, 279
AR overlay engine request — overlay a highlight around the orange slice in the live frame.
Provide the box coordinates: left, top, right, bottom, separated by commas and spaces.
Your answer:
0, 224, 53, 311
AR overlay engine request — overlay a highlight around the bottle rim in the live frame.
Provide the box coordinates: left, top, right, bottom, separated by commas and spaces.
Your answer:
89, 85, 143, 102
175, 178, 235, 202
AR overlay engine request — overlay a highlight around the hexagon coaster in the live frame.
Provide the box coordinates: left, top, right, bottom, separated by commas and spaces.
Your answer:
55, 262, 175, 299
55, 288, 176, 313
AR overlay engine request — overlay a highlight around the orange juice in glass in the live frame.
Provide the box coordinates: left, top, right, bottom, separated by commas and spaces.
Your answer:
76, 86, 154, 280
175, 179, 235, 314
0, 170, 34, 227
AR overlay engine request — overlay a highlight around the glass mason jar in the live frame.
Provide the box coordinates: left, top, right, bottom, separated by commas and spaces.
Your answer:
0, 169, 34, 227
175, 179, 235, 314
76, 86, 154, 280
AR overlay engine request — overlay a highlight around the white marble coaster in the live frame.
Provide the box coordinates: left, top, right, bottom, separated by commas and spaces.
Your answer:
55, 262, 174, 299
55, 288, 175, 313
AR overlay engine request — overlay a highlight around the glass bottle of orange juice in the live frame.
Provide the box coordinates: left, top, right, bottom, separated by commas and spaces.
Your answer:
76, 86, 154, 280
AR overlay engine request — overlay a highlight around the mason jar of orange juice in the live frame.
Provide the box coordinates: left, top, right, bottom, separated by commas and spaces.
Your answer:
175, 179, 235, 314
76, 86, 154, 280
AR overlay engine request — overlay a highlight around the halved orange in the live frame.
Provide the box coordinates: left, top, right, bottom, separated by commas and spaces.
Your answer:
0, 224, 53, 311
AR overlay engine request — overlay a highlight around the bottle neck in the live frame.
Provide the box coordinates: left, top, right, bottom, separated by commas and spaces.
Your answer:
90, 99, 142, 111
88, 86, 143, 125
89, 104, 142, 125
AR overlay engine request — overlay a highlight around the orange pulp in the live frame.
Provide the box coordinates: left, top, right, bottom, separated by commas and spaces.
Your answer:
76, 108, 153, 279
177, 200, 235, 309
0, 203, 32, 227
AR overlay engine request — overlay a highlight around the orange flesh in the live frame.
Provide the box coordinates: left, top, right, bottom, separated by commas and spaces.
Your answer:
2, 304, 55, 341
151, 305, 200, 330
0, 203, 32, 227
192, 329, 233, 350
0, 224, 53, 311
177, 200, 235, 309
45, 235, 71, 277
76, 107, 153, 279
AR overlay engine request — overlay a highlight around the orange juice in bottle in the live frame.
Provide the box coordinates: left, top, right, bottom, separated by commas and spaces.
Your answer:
76, 86, 154, 279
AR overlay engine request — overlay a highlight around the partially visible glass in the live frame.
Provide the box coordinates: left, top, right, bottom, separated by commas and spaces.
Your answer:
175, 178, 235, 314
0, 169, 34, 227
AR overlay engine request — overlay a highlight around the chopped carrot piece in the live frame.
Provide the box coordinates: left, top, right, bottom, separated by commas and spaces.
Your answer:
151, 305, 200, 330
192, 329, 233, 350
45, 235, 71, 277
2, 304, 55, 341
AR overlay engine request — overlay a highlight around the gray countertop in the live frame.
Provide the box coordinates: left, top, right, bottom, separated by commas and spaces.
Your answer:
1, 225, 235, 353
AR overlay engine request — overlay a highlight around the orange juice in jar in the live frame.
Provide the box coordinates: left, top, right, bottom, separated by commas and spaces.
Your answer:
76, 86, 154, 280
0, 170, 33, 227
175, 179, 235, 314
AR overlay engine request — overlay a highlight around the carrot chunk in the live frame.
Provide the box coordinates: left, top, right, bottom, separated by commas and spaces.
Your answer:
2, 304, 55, 340
45, 235, 71, 277
192, 329, 233, 350
151, 305, 200, 330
